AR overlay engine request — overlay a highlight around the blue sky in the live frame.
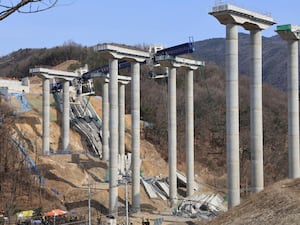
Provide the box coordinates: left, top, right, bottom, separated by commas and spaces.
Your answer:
1, 0, 300, 56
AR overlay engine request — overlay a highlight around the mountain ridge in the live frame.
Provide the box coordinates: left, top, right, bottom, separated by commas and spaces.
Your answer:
0, 33, 292, 92
193, 33, 289, 91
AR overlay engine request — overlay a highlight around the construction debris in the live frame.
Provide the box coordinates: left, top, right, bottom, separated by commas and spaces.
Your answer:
141, 177, 169, 200
174, 193, 227, 219
141, 178, 158, 199
141, 172, 198, 200
141, 172, 227, 219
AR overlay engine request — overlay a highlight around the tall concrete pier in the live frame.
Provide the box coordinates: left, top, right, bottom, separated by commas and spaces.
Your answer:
62, 80, 70, 151
118, 78, 131, 175
131, 61, 141, 212
102, 80, 109, 161
249, 29, 264, 193
157, 56, 204, 204
168, 66, 177, 205
42, 78, 50, 155
226, 23, 240, 207
185, 69, 194, 196
210, 3, 275, 208
108, 57, 119, 216
119, 82, 125, 174
276, 24, 300, 178
95, 43, 148, 215
29, 68, 79, 154
102, 75, 131, 164
118, 82, 126, 175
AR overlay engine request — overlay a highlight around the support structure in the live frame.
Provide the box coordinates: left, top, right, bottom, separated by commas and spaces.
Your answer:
42, 78, 50, 155
95, 43, 148, 215
102, 80, 109, 161
131, 61, 141, 212
157, 55, 204, 204
118, 83, 125, 175
29, 68, 80, 154
226, 23, 240, 206
168, 66, 177, 206
249, 29, 264, 193
62, 79, 70, 151
108, 58, 119, 216
33, 42, 202, 213
102, 75, 131, 163
119, 79, 130, 175
209, 3, 275, 208
185, 69, 194, 196
276, 24, 300, 178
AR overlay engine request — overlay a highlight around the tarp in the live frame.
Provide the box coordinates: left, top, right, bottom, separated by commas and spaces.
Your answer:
17, 210, 34, 218
44, 209, 67, 217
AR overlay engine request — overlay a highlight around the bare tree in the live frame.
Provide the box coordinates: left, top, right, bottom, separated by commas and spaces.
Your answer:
0, 0, 58, 21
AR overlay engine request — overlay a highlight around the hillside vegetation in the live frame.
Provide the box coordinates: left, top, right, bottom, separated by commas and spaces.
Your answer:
193, 33, 288, 91
0, 35, 290, 189
0, 33, 290, 92
0, 36, 294, 223
0, 42, 105, 78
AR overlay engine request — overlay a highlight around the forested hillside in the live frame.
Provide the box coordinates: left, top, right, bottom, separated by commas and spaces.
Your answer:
0, 34, 291, 91
193, 33, 288, 91
0, 36, 290, 192
0, 42, 105, 78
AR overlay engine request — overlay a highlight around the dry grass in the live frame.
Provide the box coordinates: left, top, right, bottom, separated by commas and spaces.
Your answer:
203, 178, 300, 225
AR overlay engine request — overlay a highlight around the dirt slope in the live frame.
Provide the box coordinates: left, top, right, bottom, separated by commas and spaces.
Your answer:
10, 75, 173, 224
202, 178, 300, 225
9, 72, 300, 225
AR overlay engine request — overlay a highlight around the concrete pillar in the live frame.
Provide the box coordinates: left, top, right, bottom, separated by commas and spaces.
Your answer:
119, 83, 125, 175
168, 67, 177, 206
288, 40, 300, 178
42, 78, 50, 155
62, 80, 70, 151
109, 58, 119, 216
250, 30, 264, 193
102, 81, 109, 161
131, 61, 141, 212
186, 69, 194, 197
226, 23, 240, 208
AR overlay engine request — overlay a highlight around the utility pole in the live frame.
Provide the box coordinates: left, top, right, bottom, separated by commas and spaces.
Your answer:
88, 175, 91, 225
122, 157, 130, 225
125, 176, 129, 225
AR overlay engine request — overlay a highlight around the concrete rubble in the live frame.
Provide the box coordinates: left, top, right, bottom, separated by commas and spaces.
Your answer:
141, 176, 169, 200
122, 156, 227, 220
141, 173, 227, 219
174, 193, 227, 219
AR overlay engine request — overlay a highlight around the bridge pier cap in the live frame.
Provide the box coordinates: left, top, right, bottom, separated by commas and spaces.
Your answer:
94, 43, 149, 62
156, 56, 205, 70
29, 68, 79, 81
276, 24, 300, 40
209, 4, 275, 30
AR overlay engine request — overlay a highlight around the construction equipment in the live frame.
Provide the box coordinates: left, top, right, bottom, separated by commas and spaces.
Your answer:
79, 40, 195, 91
48, 41, 197, 158
49, 40, 196, 97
